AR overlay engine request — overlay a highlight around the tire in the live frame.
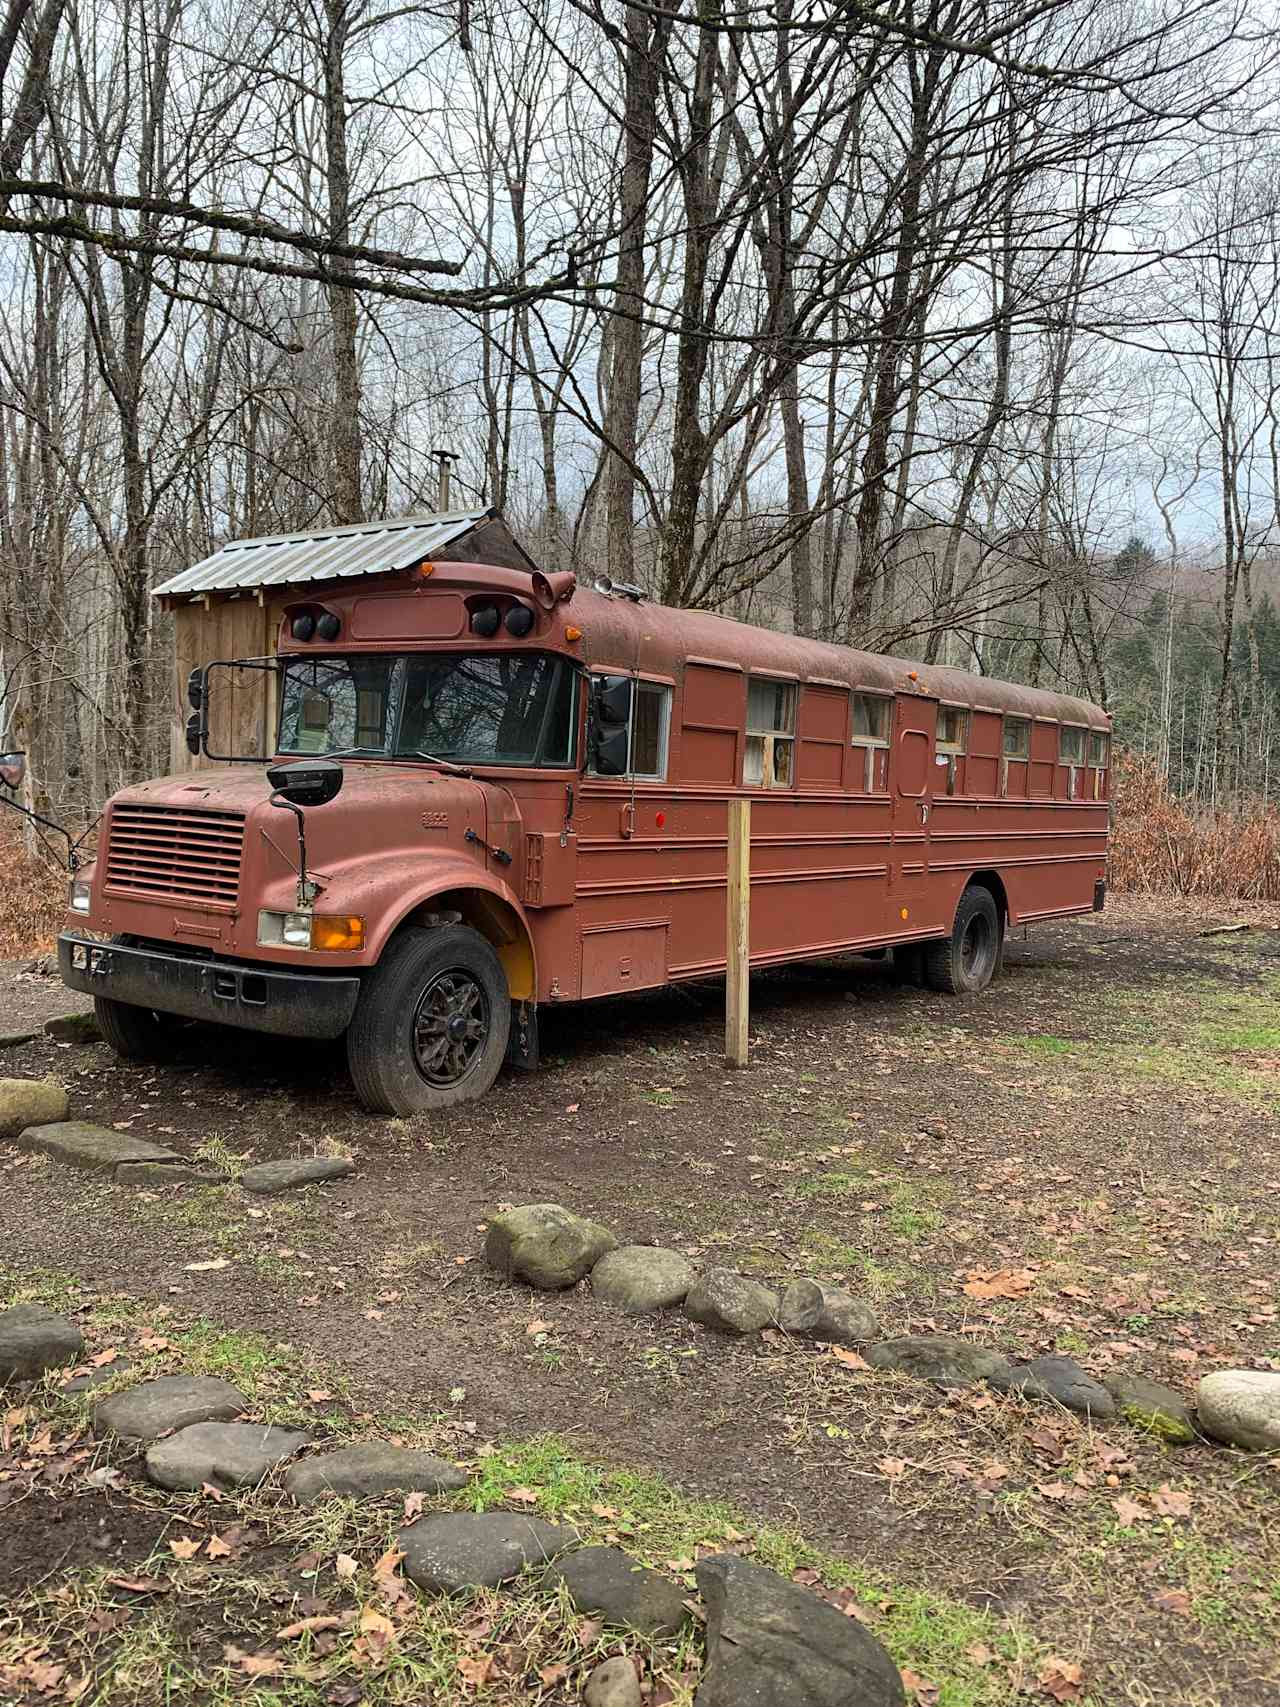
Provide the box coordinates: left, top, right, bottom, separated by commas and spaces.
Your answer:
924, 885, 1002, 995
94, 995, 181, 1061
346, 924, 511, 1115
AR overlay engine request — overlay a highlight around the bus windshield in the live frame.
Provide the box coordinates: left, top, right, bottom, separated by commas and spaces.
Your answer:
277, 652, 578, 768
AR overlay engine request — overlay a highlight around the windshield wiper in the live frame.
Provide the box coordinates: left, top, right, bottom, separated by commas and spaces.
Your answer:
405, 749, 473, 777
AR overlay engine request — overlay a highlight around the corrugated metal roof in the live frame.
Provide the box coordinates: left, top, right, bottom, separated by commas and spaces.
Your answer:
152, 509, 498, 599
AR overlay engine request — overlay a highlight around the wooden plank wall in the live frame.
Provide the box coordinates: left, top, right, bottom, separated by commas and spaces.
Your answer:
168, 596, 289, 773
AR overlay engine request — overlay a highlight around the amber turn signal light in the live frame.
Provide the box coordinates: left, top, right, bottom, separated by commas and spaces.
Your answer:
311, 915, 366, 952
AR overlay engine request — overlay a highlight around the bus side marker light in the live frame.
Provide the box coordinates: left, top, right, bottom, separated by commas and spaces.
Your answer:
900, 908, 909, 920
656, 811, 666, 828
565, 625, 582, 642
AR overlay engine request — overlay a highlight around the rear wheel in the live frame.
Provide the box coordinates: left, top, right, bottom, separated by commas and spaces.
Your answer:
924, 885, 1002, 995
346, 924, 511, 1115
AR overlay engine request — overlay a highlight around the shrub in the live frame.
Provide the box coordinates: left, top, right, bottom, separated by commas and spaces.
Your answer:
1109, 755, 1280, 900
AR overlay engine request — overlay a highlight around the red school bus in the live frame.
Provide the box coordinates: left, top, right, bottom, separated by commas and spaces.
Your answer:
58, 557, 1110, 1114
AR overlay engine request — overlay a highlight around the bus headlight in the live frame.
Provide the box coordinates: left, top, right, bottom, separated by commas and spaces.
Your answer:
69, 877, 92, 914
258, 910, 365, 951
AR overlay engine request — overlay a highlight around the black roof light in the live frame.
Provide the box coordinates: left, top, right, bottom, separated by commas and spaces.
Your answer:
505, 604, 535, 638
471, 605, 500, 637
291, 613, 316, 641
315, 611, 341, 641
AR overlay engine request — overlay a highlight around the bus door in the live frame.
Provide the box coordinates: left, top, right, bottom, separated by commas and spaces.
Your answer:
891, 693, 936, 927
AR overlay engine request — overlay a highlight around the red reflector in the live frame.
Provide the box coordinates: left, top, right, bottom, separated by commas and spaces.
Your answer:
656, 811, 666, 828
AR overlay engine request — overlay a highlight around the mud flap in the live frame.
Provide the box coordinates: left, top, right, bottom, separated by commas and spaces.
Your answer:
506, 999, 539, 1071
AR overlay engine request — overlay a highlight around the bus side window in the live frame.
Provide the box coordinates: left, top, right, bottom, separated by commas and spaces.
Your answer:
1001, 716, 1030, 797
935, 705, 968, 796
1060, 724, 1086, 800
589, 676, 672, 780
851, 692, 892, 792
1088, 730, 1110, 799
744, 678, 796, 789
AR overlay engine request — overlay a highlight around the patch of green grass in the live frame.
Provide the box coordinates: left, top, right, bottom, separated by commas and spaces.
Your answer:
792, 1169, 866, 1199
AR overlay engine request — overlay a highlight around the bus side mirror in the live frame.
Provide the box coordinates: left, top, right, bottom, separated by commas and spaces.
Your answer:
589, 675, 632, 776
266, 758, 344, 808
184, 713, 203, 756
0, 751, 25, 789
187, 667, 205, 710
593, 675, 631, 725
593, 725, 629, 776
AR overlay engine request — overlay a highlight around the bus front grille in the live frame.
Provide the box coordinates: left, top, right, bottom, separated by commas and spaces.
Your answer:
105, 804, 245, 907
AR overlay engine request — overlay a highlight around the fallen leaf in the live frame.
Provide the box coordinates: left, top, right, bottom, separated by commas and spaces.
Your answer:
1111, 1496, 1151, 1526
306, 1390, 333, 1404
138, 1335, 170, 1352
168, 1538, 201, 1561
334, 1553, 359, 1580
877, 1457, 907, 1479
184, 1259, 230, 1273
965, 1642, 995, 1666
900, 1667, 941, 1704
526, 1320, 553, 1336
1151, 1485, 1192, 1520
90, 1348, 119, 1367
372, 1546, 410, 1608
565, 1102, 580, 1114
458, 1653, 494, 1687
1038, 1656, 1084, 1701
1036, 1481, 1070, 1501
107, 1577, 169, 1595
506, 1486, 540, 1505
962, 1266, 1037, 1300
403, 1491, 425, 1520
276, 1613, 355, 1640
830, 1346, 870, 1370
1152, 1588, 1192, 1615
205, 1534, 234, 1560
538, 1661, 571, 1685
223, 1645, 284, 1679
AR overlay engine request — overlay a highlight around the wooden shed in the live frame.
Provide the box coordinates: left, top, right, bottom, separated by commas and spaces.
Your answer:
152, 509, 539, 773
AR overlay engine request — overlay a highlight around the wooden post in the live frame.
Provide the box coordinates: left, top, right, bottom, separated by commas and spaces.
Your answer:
726, 796, 751, 1067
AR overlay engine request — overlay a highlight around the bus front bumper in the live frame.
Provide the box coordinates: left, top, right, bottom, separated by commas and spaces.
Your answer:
58, 933, 361, 1040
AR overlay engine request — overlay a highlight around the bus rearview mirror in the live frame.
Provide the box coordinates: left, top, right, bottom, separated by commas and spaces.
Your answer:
593, 675, 631, 725
0, 751, 25, 789
187, 667, 205, 710
593, 724, 629, 776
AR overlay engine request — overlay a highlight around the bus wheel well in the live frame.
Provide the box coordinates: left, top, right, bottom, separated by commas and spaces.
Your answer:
398, 890, 535, 1003
966, 870, 1008, 928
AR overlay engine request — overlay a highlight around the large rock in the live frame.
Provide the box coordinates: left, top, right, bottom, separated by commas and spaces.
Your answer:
0, 1304, 83, 1383
240, 1157, 355, 1194
584, 1656, 643, 1707
398, 1511, 578, 1592
0, 1078, 68, 1141
16, 1122, 183, 1172
590, 1247, 695, 1314
1198, 1370, 1280, 1452
146, 1421, 310, 1490
684, 1268, 778, 1335
0, 1030, 37, 1050
1104, 1372, 1196, 1445
865, 1334, 1010, 1389
694, 1554, 905, 1707
778, 1280, 878, 1346
45, 1012, 102, 1045
96, 1375, 248, 1443
285, 1444, 469, 1504
484, 1203, 617, 1290
542, 1545, 690, 1637
990, 1355, 1114, 1417
63, 1358, 133, 1396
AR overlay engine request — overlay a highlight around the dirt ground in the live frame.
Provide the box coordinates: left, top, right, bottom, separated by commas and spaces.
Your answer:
2, 895, 1279, 1705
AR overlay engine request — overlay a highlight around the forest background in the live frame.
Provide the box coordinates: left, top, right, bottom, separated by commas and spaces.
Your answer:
3, 0, 1280, 902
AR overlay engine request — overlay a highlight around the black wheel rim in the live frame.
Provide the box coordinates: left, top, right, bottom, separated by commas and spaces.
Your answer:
412, 970, 489, 1087
960, 915, 991, 980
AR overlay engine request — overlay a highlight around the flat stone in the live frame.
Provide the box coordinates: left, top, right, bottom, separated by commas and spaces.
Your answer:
684, 1268, 778, 1334
17, 1122, 183, 1171
114, 1161, 227, 1186
44, 1012, 102, 1045
484, 1203, 617, 1290
398, 1511, 578, 1592
584, 1656, 643, 1707
0, 1078, 69, 1141
146, 1421, 310, 1491
0, 1030, 37, 1050
240, 1157, 355, 1194
1197, 1370, 1280, 1452
865, 1334, 1010, 1389
779, 1280, 878, 1346
694, 1554, 905, 1707
590, 1246, 695, 1313
990, 1355, 1115, 1417
1104, 1372, 1197, 1445
62, 1358, 133, 1396
96, 1375, 248, 1443
285, 1444, 469, 1504
0, 1304, 84, 1383
542, 1545, 690, 1637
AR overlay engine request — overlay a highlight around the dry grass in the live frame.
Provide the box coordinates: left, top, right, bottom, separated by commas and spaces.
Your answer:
1109, 756, 1280, 900
0, 825, 69, 957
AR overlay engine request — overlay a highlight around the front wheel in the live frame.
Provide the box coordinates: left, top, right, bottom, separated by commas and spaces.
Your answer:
94, 995, 183, 1061
924, 886, 1002, 995
346, 924, 511, 1115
